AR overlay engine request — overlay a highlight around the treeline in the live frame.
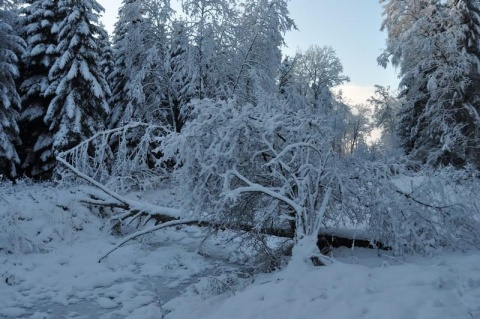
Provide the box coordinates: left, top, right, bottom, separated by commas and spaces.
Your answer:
1, 0, 374, 181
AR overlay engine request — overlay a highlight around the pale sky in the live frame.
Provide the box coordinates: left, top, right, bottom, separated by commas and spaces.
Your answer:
97, 0, 399, 105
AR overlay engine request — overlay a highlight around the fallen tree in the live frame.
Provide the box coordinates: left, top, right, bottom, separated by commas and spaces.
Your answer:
57, 156, 388, 264
56, 101, 480, 266
58, 156, 297, 262
55, 99, 391, 266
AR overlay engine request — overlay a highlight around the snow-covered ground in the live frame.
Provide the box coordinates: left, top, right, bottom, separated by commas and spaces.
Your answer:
173, 249, 480, 319
1, 182, 480, 319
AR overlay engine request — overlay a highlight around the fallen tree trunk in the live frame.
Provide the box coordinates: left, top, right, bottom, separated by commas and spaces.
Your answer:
82, 185, 390, 261
80, 187, 295, 237
57, 156, 390, 263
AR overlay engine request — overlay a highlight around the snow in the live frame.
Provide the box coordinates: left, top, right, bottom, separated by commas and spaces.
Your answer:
1, 182, 480, 319
0, 182, 240, 318
33, 134, 53, 152
165, 249, 480, 319
30, 43, 46, 57
66, 91, 76, 119
66, 61, 78, 80
79, 60, 92, 82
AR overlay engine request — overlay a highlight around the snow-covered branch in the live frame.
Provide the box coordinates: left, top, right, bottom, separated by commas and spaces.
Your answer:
57, 122, 167, 192
56, 156, 182, 225
98, 218, 197, 263
225, 169, 303, 216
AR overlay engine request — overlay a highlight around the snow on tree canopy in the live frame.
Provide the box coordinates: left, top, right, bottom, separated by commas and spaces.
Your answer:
0, 3, 25, 178
40, 0, 110, 153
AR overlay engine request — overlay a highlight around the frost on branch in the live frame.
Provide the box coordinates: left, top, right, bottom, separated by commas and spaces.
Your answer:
160, 97, 362, 264
365, 165, 480, 254
58, 122, 167, 192
160, 96, 480, 258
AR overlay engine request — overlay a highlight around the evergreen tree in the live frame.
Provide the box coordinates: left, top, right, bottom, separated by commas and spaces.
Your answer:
0, 0, 24, 179
97, 23, 113, 80
18, 0, 62, 178
108, 0, 170, 128
380, 0, 480, 167
163, 20, 195, 132
106, 0, 135, 128
45, 0, 110, 153
278, 56, 296, 97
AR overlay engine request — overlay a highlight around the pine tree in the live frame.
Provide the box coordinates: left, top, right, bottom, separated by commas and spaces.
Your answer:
18, 0, 62, 178
0, 0, 25, 180
108, 0, 147, 127
106, 0, 134, 128
45, 0, 110, 153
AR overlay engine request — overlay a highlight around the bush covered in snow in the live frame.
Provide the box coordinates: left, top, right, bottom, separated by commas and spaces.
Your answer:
366, 165, 480, 254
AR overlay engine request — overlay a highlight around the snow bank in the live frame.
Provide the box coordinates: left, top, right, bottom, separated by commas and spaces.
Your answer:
165, 250, 480, 319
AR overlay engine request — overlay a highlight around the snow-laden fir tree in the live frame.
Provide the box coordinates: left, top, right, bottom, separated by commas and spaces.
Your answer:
0, 0, 25, 180
380, 0, 480, 168
106, 0, 137, 128
278, 56, 297, 97
162, 19, 196, 132
108, 0, 170, 128
97, 23, 114, 81
18, 0, 63, 178
45, 0, 110, 153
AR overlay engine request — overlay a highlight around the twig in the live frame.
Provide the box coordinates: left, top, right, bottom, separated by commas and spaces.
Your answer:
380, 253, 406, 265
98, 218, 197, 263
393, 186, 462, 210
208, 276, 236, 296
155, 288, 165, 319
56, 156, 130, 207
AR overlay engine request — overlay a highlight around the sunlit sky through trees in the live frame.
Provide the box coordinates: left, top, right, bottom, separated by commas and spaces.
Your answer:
98, 0, 399, 105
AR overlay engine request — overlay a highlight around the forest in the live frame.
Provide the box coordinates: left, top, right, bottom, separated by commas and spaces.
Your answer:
1, 0, 480, 318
